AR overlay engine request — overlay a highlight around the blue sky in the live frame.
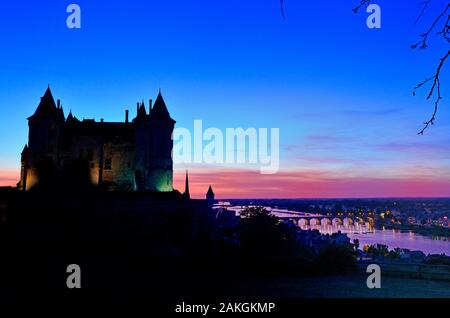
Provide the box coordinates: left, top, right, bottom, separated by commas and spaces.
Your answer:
0, 0, 449, 197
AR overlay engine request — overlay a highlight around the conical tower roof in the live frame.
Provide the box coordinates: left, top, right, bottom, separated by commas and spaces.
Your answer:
151, 91, 175, 122
67, 110, 74, 121
66, 110, 80, 123
28, 86, 57, 120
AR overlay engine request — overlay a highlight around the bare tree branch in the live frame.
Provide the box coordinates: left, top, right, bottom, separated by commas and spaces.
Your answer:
354, 0, 450, 134
411, 2, 450, 134
280, 0, 286, 19
415, 49, 450, 135
413, 0, 431, 28
438, 14, 450, 42
352, 0, 373, 14
411, 3, 450, 49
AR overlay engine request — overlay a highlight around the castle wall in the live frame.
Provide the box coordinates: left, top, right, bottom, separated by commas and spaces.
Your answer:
62, 135, 103, 185
25, 168, 39, 191
135, 119, 174, 192
146, 123, 174, 192
146, 169, 173, 192
28, 119, 62, 163
102, 142, 136, 191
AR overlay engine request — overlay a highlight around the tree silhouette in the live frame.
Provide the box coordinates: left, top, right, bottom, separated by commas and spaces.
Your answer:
281, 0, 450, 134
354, 0, 449, 134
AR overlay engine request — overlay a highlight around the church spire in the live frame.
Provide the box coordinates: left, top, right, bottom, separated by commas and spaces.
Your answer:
184, 170, 190, 199
206, 185, 215, 206
207, 185, 214, 196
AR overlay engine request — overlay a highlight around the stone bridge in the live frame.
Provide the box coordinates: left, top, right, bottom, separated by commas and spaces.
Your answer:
284, 215, 375, 227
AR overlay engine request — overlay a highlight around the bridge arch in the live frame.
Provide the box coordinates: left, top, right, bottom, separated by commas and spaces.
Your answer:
332, 217, 343, 225
298, 218, 309, 227
343, 217, 354, 226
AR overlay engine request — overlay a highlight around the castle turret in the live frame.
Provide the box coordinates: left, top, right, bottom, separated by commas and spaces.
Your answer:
151, 91, 173, 120
134, 101, 147, 122
66, 110, 80, 123
27, 86, 65, 152
28, 86, 57, 120
24, 86, 64, 189
19, 144, 29, 190
148, 91, 175, 191
134, 91, 175, 192
206, 185, 215, 206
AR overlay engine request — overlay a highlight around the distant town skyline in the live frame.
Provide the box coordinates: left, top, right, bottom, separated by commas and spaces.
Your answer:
1, 1, 450, 198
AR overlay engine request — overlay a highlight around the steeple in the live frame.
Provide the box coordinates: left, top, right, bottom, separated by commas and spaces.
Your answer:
184, 170, 190, 199
206, 185, 215, 206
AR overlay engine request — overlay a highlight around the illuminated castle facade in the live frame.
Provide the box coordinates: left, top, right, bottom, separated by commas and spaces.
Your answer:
19, 87, 175, 192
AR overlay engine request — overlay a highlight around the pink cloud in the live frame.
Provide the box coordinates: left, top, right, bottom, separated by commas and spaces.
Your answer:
173, 168, 450, 199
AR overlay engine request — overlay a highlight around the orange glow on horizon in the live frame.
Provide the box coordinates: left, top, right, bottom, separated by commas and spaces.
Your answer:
2, 167, 450, 199
0, 169, 19, 187
173, 168, 450, 199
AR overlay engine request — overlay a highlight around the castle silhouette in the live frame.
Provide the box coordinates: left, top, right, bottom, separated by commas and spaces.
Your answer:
19, 86, 175, 192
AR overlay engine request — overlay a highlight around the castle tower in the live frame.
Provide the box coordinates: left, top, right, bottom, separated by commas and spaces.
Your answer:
206, 185, 215, 206
27, 86, 61, 154
133, 101, 150, 190
134, 91, 175, 192
19, 144, 29, 190
22, 86, 65, 189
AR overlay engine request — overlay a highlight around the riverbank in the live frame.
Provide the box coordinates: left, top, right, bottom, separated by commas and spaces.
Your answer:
380, 223, 450, 238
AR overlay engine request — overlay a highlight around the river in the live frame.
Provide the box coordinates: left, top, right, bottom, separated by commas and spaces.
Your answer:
220, 204, 450, 256
301, 223, 450, 256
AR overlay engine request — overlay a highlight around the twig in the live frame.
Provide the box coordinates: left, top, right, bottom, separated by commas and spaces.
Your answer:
413, 0, 431, 28
415, 50, 450, 135
352, 0, 373, 14
411, 3, 450, 49
438, 14, 450, 42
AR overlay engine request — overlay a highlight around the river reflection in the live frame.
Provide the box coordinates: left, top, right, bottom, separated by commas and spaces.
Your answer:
222, 204, 449, 256
299, 222, 450, 256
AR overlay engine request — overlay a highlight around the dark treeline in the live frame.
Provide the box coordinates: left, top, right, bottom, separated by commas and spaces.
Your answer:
0, 189, 357, 302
